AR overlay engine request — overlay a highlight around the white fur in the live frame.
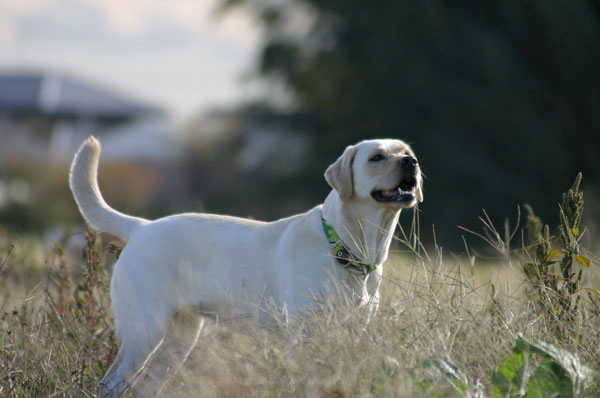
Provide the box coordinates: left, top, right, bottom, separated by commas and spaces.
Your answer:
69, 137, 422, 397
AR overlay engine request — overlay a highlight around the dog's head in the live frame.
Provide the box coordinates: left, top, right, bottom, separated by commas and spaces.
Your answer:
325, 139, 423, 208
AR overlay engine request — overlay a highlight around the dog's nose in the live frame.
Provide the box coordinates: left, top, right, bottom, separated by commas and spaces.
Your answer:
400, 156, 418, 170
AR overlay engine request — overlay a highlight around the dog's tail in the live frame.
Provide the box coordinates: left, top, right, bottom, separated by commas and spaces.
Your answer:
69, 136, 148, 242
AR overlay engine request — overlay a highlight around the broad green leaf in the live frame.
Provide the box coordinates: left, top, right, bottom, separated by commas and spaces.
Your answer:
491, 351, 524, 398
527, 358, 573, 398
516, 334, 593, 397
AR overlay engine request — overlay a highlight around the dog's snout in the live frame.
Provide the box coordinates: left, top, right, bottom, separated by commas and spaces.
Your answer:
400, 156, 418, 170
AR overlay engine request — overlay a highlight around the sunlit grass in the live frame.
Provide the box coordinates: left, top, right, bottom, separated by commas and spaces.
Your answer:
1, 179, 599, 396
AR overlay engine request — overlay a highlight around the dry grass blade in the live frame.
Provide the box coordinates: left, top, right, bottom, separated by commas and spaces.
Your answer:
0, 243, 14, 278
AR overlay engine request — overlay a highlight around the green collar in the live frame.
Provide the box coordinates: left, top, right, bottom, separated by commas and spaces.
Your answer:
321, 217, 376, 276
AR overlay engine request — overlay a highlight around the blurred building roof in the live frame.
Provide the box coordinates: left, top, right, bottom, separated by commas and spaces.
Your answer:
99, 117, 185, 163
0, 72, 160, 119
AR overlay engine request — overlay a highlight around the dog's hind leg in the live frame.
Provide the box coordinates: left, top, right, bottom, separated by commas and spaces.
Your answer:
132, 308, 205, 397
98, 328, 166, 397
99, 307, 171, 398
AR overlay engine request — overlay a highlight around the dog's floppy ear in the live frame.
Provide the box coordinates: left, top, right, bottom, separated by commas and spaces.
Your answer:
325, 144, 358, 201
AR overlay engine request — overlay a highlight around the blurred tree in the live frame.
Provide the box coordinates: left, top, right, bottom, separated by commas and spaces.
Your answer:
221, 0, 600, 248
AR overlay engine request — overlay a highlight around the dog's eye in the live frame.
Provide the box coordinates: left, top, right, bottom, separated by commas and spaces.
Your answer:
369, 154, 385, 162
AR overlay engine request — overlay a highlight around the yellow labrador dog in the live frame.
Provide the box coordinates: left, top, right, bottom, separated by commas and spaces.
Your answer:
69, 137, 423, 397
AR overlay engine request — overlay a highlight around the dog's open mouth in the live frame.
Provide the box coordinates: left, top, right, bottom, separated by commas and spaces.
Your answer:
371, 176, 418, 205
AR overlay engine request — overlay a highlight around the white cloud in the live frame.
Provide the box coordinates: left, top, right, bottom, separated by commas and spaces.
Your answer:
0, 0, 53, 13
0, 21, 15, 44
86, 0, 210, 37
0, 0, 261, 118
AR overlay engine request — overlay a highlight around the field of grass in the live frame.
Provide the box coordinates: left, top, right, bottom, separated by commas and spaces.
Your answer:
1, 180, 599, 397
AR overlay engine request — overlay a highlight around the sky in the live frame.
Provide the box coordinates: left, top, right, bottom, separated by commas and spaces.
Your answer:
0, 0, 261, 120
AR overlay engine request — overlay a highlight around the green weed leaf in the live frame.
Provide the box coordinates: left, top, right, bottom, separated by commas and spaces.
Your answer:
523, 337, 593, 396
575, 255, 590, 267
545, 249, 560, 263
491, 351, 524, 398
493, 335, 593, 397
526, 358, 572, 398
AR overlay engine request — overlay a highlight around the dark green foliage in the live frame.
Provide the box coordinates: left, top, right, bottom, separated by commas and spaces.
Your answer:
491, 335, 593, 398
0, 202, 45, 233
222, 0, 600, 247
378, 335, 595, 398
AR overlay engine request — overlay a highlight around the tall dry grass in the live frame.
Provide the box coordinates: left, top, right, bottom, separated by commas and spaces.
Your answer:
1, 178, 599, 397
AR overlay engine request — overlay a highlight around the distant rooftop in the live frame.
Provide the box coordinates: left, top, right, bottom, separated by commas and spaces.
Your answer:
0, 72, 161, 119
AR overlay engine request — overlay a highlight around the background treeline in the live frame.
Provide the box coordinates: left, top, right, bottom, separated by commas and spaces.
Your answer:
2, 1, 598, 252
207, 0, 600, 248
